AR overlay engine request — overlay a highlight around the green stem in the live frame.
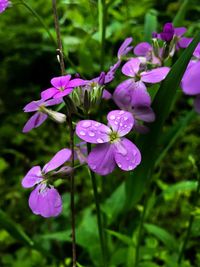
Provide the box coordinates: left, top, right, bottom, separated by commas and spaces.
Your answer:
87, 143, 107, 267
178, 163, 200, 265
15, 0, 56, 45
134, 189, 149, 267
98, 0, 107, 70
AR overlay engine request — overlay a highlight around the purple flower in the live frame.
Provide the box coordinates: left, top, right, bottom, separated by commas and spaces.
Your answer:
23, 98, 65, 133
22, 148, 71, 217
120, 57, 169, 90
76, 110, 141, 175
41, 75, 86, 100
134, 42, 161, 65
113, 80, 155, 133
0, 0, 10, 13
160, 23, 175, 42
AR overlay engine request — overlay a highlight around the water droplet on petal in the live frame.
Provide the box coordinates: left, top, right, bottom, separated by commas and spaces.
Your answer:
118, 163, 122, 168
120, 123, 123, 126
124, 116, 128, 121
128, 166, 133, 170
89, 131, 95, 137
97, 138, 104, 143
114, 121, 118, 125
126, 157, 130, 160
80, 130, 86, 136
119, 111, 125, 115
95, 122, 101, 127
110, 115, 115, 120
91, 165, 96, 170
82, 121, 91, 128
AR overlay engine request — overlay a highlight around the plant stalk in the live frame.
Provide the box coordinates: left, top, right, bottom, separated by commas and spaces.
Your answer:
87, 143, 107, 267
52, 1, 76, 266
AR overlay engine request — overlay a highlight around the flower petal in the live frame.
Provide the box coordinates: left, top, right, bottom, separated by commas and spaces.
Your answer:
22, 166, 43, 188
114, 138, 141, 171
178, 37, 192, 49
67, 78, 86, 88
23, 112, 48, 133
107, 110, 134, 137
102, 89, 112, 100
41, 88, 58, 100
132, 106, 155, 122
43, 148, 72, 173
131, 81, 151, 107
141, 67, 170, 83
174, 27, 187, 37
53, 88, 74, 98
117, 37, 133, 58
76, 120, 111, 144
23, 99, 44, 112
122, 58, 140, 77
28, 185, 62, 218
134, 42, 152, 56
51, 75, 71, 89
88, 143, 116, 175
181, 61, 200, 95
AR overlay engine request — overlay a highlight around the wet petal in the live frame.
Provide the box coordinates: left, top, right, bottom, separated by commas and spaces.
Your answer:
131, 81, 151, 107
43, 148, 72, 173
22, 166, 43, 188
23, 112, 48, 133
122, 58, 140, 77
76, 120, 111, 144
114, 138, 141, 171
107, 110, 134, 137
29, 185, 62, 218
134, 42, 152, 56
194, 95, 200, 114
181, 61, 200, 95
141, 67, 170, 83
41, 88, 58, 100
88, 143, 116, 175
51, 75, 71, 89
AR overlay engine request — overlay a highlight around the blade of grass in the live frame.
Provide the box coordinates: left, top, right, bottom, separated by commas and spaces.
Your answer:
173, 0, 189, 27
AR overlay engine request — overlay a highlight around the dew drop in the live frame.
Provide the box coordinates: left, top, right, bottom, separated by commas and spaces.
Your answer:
110, 115, 116, 120
91, 165, 97, 170
118, 163, 122, 168
114, 121, 118, 125
128, 166, 133, 170
95, 122, 101, 127
120, 123, 123, 126
82, 121, 91, 128
89, 131, 95, 137
80, 130, 86, 136
97, 138, 104, 143
119, 111, 125, 115
124, 116, 128, 121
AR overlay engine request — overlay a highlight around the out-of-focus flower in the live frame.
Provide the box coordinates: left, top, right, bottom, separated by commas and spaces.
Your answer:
22, 149, 72, 217
76, 110, 141, 175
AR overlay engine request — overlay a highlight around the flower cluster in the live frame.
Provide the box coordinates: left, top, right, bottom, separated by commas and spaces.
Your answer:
22, 22, 199, 217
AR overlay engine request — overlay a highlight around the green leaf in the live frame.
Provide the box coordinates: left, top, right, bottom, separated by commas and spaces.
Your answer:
0, 209, 34, 247
144, 223, 178, 252
125, 33, 200, 209
41, 230, 71, 242
173, 0, 189, 27
162, 181, 198, 197
144, 9, 158, 42
106, 229, 134, 246
139, 262, 160, 267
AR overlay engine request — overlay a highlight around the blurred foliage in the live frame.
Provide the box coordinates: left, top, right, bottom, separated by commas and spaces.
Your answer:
0, 0, 200, 266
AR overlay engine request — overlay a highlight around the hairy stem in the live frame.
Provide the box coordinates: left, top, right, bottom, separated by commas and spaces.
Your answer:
178, 163, 200, 265
87, 143, 107, 267
52, 1, 76, 266
52, 0, 65, 75
98, 0, 107, 70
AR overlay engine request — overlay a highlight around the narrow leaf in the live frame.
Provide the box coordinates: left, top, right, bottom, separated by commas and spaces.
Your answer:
173, 0, 189, 27
144, 9, 158, 42
106, 229, 134, 246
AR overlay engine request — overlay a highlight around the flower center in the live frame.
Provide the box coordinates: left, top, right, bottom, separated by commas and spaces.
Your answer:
109, 131, 120, 143
59, 86, 65, 91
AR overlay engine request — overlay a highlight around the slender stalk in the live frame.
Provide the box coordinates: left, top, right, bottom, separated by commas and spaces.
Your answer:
98, 0, 107, 70
51, 1, 76, 266
178, 163, 200, 265
134, 189, 149, 267
52, 0, 65, 75
87, 143, 107, 267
